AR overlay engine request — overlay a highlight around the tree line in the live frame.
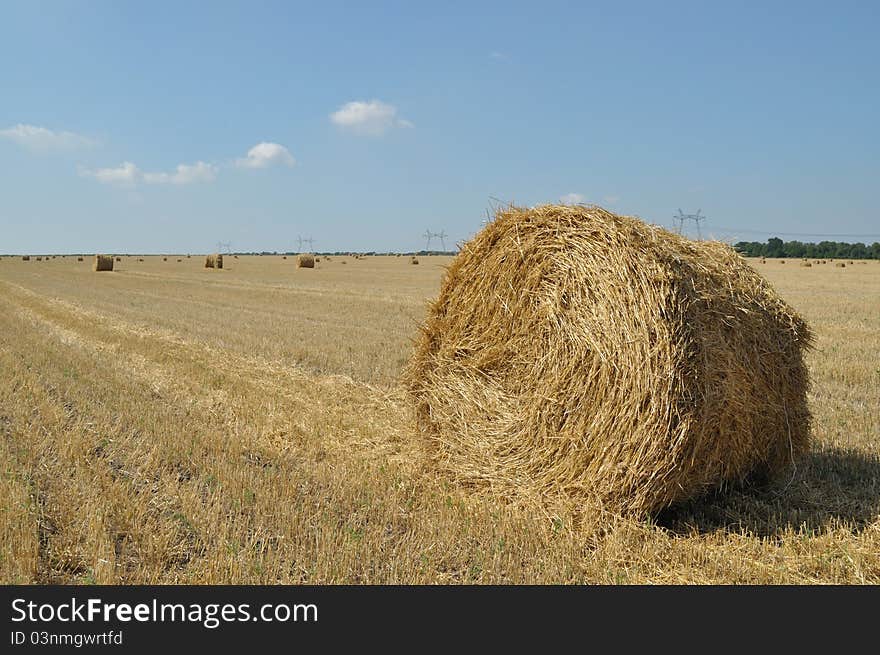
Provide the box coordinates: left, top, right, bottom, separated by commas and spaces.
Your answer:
734, 238, 880, 259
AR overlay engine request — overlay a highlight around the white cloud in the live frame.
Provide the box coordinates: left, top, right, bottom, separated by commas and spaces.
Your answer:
489, 51, 509, 61
143, 161, 218, 185
80, 160, 217, 186
330, 100, 412, 136
560, 193, 585, 205
79, 161, 141, 186
235, 142, 295, 169
1, 123, 95, 151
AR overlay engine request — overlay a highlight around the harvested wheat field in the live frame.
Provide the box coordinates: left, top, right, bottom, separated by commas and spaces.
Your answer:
0, 242, 878, 584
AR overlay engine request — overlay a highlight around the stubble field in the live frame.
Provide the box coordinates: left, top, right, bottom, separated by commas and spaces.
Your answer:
1, 254, 878, 583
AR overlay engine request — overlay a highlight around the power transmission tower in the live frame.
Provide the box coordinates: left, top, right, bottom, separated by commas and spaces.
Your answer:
423, 229, 448, 251
673, 209, 707, 239
304, 237, 315, 251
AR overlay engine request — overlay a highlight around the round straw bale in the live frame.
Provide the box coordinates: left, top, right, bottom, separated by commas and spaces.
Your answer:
205, 254, 223, 269
115, 257, 121, 262
93, 254, 114, 271
22, 255, 30, 261
835, 262, 845, 268
800, 262, 812, 267
297, 254, 315, 268
404, 204, 814, 516
77, 256, 83, 262
411, 256, 419, 264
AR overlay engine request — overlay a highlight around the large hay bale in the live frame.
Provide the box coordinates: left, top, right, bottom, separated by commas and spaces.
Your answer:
404, 205, 813, 516
297, 254, 315, 268
93, 254, 114, 271
205, 254, 223, 269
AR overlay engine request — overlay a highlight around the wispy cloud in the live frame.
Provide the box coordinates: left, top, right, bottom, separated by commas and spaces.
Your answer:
235, 142, 295, 169
79, 161, 141, 186
80, 160, 217, 186
330, 100, 413, 136
143, 161, 218, 185
1, 123, 95, 151
489, 51, 509, 61
602, 195, 620, 205
560, 192, 585, 205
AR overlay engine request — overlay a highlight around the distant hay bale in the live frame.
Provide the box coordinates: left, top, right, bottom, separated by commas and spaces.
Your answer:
234, 255, 239, 259
115, 257, 121, 262
835, 262, 846, 268
138, 258, 144, 262
341, 260, 347, 265
77, 256, 83, 262
93, 254, 114, 271
297, 254, 315, 268
177, 258, 182, 262
22, 256, 30, 261
404, 204, 814, 516
315, 257, 321, 262
411, 256, 419, 264
205, 254, 223, 269
36, 257, 42, 261
760, 258, 766, 264
283, 256, 287, 259
163, 257, 167, 261
780, 260, 785, 264
800, 262, 812, 267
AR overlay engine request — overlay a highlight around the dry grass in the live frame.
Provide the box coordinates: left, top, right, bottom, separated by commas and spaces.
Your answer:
0, 252, 877, 584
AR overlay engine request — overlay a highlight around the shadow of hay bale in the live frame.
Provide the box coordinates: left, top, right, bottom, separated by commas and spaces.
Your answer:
655, 447, 880, 537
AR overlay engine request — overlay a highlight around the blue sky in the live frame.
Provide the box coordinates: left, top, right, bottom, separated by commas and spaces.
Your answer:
1, 1, 878, 253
